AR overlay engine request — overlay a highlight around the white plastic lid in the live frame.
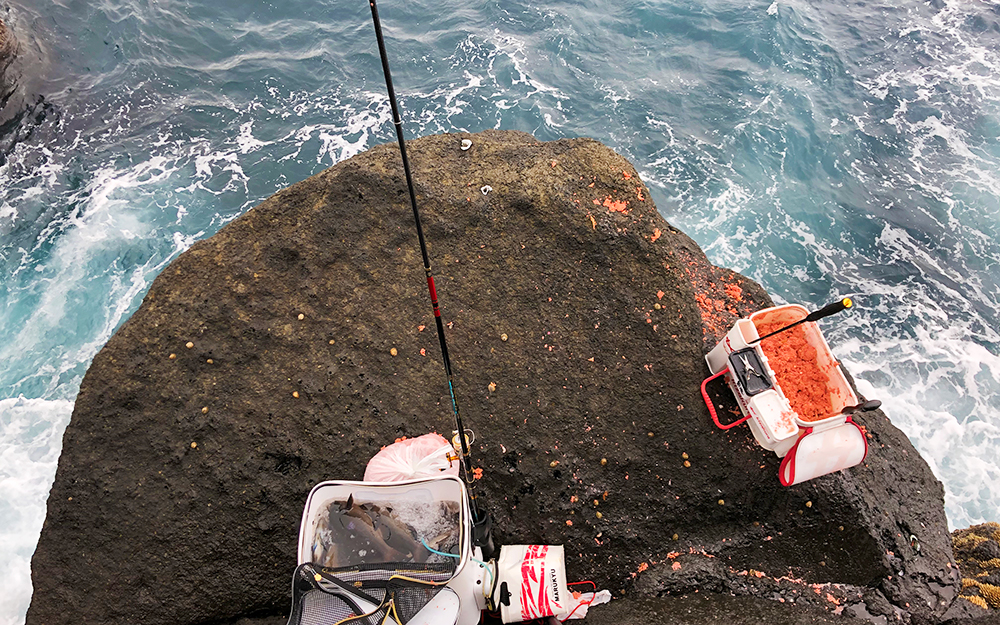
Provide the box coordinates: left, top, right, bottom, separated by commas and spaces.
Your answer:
750, 391, 799, 442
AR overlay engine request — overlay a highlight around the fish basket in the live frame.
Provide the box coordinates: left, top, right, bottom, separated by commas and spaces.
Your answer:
288, 476, 476, 625
297, 475, 471, 573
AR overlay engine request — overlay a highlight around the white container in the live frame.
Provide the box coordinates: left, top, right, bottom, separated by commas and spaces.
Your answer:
703, 303, 869, 484
705, 317, 800, 456
296, 476, 472, 571
779, 420, 868, 486
295, 476, 488, 625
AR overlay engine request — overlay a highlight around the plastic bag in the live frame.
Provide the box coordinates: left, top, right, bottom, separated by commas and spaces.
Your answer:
364, 433, 459, 482
564, 590, 612, 620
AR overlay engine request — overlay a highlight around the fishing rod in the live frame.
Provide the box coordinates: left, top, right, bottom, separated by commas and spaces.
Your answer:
367, 0, 495, 558
750, 298, 853, 346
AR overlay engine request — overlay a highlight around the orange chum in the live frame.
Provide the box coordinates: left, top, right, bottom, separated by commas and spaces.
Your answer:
753, 319, 833, 422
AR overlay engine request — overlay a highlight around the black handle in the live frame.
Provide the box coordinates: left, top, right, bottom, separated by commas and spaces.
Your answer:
842, 399, 881, 415
750, 298, 855, 346
805, 298, 853, 323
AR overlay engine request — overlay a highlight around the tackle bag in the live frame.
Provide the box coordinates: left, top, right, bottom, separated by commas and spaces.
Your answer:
289, 476, 481, 625
779, 419, 868, 486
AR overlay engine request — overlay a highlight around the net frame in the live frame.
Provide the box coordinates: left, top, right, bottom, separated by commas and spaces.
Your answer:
288, 562, 460, 625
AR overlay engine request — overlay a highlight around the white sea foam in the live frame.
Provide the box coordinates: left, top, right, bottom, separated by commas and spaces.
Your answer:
441, 32, 567, 131
0, 157, 179, 394
0, 397, 74, 625
841, 322, 1000, 529
274, 94, 391, 165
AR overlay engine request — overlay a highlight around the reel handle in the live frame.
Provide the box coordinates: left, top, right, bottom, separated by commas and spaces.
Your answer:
805, 298, 852, 323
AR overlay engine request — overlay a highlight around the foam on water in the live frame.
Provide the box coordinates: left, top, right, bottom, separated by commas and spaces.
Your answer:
0, 397, 73, 625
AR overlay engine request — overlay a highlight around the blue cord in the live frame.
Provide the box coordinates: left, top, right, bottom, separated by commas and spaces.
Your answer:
420, 538, 495, 595
420, 537, 460, 559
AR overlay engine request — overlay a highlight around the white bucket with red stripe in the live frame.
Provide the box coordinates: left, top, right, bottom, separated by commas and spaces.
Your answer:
494, 545, 571, 623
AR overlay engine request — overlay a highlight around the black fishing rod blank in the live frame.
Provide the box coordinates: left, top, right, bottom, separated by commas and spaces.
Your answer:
750, 297, 853, 345
367, 0, 494, 557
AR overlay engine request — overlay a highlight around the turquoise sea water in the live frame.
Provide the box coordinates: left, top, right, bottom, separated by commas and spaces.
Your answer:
0, 0, 998, 622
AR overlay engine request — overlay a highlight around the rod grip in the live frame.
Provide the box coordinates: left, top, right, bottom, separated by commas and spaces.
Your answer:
805, 297, 852, 323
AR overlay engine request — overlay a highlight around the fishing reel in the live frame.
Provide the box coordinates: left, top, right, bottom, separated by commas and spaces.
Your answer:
450, 428, 476, 453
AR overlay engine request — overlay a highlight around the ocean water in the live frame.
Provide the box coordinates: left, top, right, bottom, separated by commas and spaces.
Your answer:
0, 0, 997, 621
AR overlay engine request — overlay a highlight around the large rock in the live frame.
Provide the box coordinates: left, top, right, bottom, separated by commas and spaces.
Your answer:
0, 17, 23, 133
0, 19, 17, 100
0, 16, 48, 158
28, 130, 961, 624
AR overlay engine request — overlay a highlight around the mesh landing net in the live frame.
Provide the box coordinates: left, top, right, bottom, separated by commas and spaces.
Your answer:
287, 561, 457, 625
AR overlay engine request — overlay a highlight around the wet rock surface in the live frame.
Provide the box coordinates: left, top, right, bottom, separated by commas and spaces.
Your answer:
0, 15, 53, 159
28, 130, 963, 624
0, 16, 30, 142
585, 593, 870, 625
0, 19, 17, 106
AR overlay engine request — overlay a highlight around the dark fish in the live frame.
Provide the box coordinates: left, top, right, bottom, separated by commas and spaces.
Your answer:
322, 497, 408, 565
337, 496, 377, 530
368, 503, 432, 562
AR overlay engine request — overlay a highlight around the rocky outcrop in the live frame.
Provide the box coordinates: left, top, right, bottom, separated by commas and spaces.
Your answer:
951, 523, 1000, 613
0, 14, 55, 160
0, 17, 22, 128
28, 130, 964, 624
586, 594, 871, 625
0, 19, 17, 92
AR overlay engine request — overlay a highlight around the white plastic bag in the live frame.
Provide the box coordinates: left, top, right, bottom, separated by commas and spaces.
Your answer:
364, 433, 459, 482
564, 590, 612, 619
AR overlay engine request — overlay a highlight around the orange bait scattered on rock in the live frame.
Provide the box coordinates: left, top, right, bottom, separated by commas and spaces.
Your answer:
602, 196, 628, 213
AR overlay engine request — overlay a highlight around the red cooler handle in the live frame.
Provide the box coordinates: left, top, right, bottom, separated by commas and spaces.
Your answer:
779, 427, 814, 487
701, 369, 753, 430
845, 416, 869, 462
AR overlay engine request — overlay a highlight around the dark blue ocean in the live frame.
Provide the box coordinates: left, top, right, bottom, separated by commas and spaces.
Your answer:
1, 0, 998, 621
